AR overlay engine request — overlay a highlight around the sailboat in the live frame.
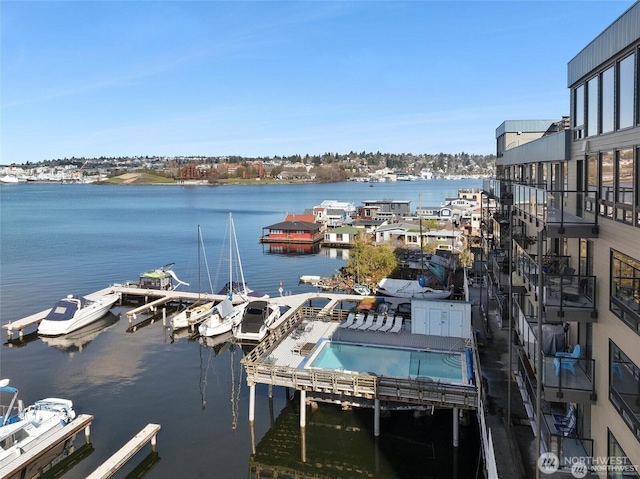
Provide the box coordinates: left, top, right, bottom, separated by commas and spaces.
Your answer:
171, 226, 215, 330
199, 213, 253, 337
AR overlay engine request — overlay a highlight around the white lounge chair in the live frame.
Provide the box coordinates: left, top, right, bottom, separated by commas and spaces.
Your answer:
348, 313, 366, 329
389, 315, 403, 334
358, 313, 375, 330
368, 314, 386, 332
339, 312, 356, 329
377, 314, 395, 332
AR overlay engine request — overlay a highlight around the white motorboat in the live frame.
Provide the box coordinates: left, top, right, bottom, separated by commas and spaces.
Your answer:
198, 298, 247, 337
232, 300, 281, 342
40, 312, 119, 353
0, 175, 19, 184
376, 278, 452, 300
38, 292, 120, 336
0, 379, 76, 469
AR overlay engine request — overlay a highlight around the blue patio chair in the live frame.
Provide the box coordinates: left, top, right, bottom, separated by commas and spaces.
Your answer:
554, 408, 576, 436
552, 404, 575, 424
553, 344, 581, 376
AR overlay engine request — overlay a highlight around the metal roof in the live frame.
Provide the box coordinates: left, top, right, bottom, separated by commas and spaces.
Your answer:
495, 120, 557, 138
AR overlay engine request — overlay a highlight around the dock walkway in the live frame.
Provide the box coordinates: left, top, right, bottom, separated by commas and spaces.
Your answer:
0, 414, 94, 479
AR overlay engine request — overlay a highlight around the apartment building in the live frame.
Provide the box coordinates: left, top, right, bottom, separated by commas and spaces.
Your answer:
484, 2, 640, 477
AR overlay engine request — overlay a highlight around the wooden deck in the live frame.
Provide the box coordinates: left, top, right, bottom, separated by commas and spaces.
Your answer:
242, 306, 478, 411
86, 423, 161, 479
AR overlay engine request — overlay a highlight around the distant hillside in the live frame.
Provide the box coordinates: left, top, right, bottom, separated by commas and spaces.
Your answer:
106, 172, 176, 184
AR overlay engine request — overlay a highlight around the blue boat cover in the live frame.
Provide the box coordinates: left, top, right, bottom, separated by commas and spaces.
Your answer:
44, 298, 84, 322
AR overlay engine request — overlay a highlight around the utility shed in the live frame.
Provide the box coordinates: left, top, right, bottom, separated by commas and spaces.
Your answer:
411, 300, 472, 339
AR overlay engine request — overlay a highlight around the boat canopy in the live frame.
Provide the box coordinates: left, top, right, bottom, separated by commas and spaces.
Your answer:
215, 299, 235, 318
0, 385, 18, 395
44, 298, 85, 322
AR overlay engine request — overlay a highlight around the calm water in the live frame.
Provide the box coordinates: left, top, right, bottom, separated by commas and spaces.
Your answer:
0, 179, 481, 479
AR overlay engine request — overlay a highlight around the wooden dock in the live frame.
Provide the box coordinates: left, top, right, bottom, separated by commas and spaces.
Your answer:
86, 423, 161, 479
0, 414, 94, 479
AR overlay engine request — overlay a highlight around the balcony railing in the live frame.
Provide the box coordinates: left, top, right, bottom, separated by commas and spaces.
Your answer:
482, 178, 513, 205
512, 186, 599, 237
544, 273, 598, 321
540, 414, 594, 473
542, 356, 597, 403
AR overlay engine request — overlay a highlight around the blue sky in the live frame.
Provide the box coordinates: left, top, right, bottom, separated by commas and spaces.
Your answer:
1, 1, 636, 163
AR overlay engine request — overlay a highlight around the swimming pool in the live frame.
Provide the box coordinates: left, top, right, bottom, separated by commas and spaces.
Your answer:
306, 342, 465, 384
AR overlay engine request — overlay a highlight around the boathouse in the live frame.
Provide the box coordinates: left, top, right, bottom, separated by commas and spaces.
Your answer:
259, 220, 324, 244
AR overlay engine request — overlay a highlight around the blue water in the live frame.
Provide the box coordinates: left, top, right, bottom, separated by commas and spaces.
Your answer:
308, 342, 463, 383
0, 179, 481, 479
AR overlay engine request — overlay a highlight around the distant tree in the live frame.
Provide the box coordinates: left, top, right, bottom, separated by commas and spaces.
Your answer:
344, 236, 396, 286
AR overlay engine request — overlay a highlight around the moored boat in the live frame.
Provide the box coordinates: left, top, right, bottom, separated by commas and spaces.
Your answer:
232, 300, 280, 342
376, 278, 452, 300
198, 298, 247, 337
0, 379, 76, 469
37, 292, 120, 336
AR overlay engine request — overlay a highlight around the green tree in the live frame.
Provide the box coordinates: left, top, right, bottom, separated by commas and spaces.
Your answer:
344, 236, 396, 286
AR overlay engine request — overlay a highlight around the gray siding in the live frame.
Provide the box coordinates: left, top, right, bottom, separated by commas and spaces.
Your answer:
495, 120, 556, 137
568, 2, 640, 86
498, 131, 570, 166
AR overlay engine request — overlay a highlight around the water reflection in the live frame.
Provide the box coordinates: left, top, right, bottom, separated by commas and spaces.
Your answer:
250, 396, 480, 479
39, 312, 119, 354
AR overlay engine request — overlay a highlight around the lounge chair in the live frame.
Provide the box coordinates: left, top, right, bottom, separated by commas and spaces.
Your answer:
339, 312, 356, 329
553, 344, 581, 376
368, 314, 386, 332
552, 404, 575, 424
377, 315, 395, 333
348, 313, 366, 329
389, 315, 403, 334
554, 408, 576, 436
358, 313, 375, 330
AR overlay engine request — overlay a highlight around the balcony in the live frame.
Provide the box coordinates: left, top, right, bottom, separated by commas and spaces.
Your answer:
512, 185, 599, 238
542, 355, 597, 404
543, 273, 598, 322
482, 178, 513, 206
540, 413, 594, 474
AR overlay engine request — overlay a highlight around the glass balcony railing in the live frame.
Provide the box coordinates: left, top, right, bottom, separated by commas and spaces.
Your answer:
512, 186, 598, 235
542, 355, 596, 401
540, 414, 594, 473
543, 273, 597, 319
482, 178, 513, 204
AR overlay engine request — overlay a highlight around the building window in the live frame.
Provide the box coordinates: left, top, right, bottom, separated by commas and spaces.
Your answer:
601, 151, 614, 218
618, 53, 635, 130
602, 66, 615, 134
574, 84, 585, 139
586, 154, 598, 212
616, 149, 634, 223
587, 75, 599, 137
610, 249, 640, 335
607, 430, 639, 478
609, 341, 640, 443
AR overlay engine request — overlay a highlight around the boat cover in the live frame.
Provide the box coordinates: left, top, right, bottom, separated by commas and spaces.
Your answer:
44, 298, 84, 322
216, 299, 235, 318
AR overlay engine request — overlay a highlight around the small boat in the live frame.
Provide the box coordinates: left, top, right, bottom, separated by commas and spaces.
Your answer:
138, 263, 189, 291
198, 298, 247, 337
38, 292, 120, 336
376, 278, 452, 300
40, 312, 119, 353
0, 379, 76, 469
171, 226, 214, 330
353, 283, 371, 296
0, 175, 19, 184
299, 275, 322, 286
232, 300, 280, 342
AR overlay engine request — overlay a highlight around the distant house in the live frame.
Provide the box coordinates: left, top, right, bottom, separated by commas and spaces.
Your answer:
260, 220, 323, 244
323, 225, 361, 248
313, 200, 356, 226
284, 213, 317, 223
357, 199, 411, 221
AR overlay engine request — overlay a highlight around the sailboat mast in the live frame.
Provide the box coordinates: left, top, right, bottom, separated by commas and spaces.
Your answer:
228, 214, 233, 301
230, 213, 248, 296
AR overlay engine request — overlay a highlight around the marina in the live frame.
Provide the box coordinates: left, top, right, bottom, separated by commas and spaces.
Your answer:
0, 180, 487, 479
